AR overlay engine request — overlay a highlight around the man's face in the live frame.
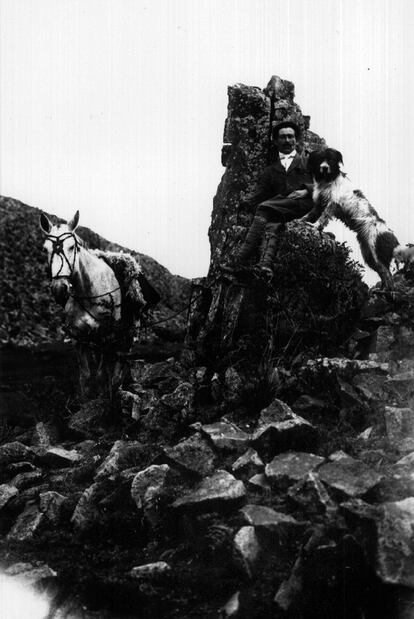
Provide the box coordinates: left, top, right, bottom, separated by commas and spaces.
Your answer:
276, 127, 297, 154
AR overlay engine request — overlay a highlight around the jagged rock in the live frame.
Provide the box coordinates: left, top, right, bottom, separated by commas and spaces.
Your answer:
95, 440, 143, 480
131, 464, 174, 527
233, 526, 261, 579
368, 451, 414, 501
287, 472, 337, 517
160, 381, 195, 416
139, 360, 182, 392
383, 373, 414, 407
274, 559, 303, 612
0, 483, 19, 510
130, 561, 171, 580
200, 422, 250, 453
342, 497, 414, 587
161, 434, 217, 478
265, 452, 325, 489
389, 358, 414, 377
239, 504, 306, 535
318, 456, 383, 498
357, 427, 374, 442
9, 470, 43, 490
338, 378, 364, 408
172, 470, 246, 514
39, 491, 67, 523
248, 473, 271, 493
8, 504, 45, 541
231, 448, 264, 478
219, 591, 241, 618
38, 446, 82, 467
0, 441, 34, 466
71, 481, 109, 530
252, 400, 317, 457
5, 561, 57, 585
353, 372, 388, 402
384, 406, 414, 452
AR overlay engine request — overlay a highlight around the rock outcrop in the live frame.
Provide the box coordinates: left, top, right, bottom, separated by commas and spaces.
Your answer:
185, 76, 367, 398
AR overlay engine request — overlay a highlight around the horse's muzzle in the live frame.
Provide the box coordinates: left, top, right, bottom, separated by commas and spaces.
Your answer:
51, 279, 71, 306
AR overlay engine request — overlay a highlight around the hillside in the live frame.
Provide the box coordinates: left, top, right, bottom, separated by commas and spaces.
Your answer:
0, 196, 191, 348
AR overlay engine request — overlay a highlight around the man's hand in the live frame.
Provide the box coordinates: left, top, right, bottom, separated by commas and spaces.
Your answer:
287, 189, 308, 199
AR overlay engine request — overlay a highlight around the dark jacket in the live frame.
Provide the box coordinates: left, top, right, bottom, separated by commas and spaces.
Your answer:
245, 153, 313, 210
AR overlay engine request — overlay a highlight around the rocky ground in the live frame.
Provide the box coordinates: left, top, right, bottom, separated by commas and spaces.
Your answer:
2, 269, 414, 618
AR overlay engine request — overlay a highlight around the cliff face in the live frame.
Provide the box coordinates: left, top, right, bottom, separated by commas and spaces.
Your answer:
0, 196, 191, 348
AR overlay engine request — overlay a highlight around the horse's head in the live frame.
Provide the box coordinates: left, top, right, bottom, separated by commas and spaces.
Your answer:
40, 211, 81, 306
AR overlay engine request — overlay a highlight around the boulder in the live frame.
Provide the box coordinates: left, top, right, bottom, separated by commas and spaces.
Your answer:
265, 452, 325, 489
318, 457, 383, 498
231, 448, 264, 478
200, 422, 250, 453
131, 464, 174, 527
94, 440, 144, 480
37, 446, 82, 467
161, 434, 217, 478
384, 406, 414, 452
287, 472, 337, 517
8, 504, 45, 541
233, 526, 261, 579
172, 470, 246, 514
252, 400, 317, 457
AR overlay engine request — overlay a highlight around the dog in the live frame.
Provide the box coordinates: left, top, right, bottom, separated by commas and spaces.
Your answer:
303, 147, 405, 289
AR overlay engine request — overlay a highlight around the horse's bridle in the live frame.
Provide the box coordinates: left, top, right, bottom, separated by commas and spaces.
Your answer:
45, 231, 122, 326
45, 231, 80, 279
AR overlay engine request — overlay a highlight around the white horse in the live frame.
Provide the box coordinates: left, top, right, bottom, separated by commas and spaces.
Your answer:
40, 210, 132, 402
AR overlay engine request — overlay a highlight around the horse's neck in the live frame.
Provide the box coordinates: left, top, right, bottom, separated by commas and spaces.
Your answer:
72, 248, 116, 296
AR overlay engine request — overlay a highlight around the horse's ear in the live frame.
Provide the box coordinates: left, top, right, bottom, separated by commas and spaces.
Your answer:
39, 212, 52, 234
67, 210, 80, 231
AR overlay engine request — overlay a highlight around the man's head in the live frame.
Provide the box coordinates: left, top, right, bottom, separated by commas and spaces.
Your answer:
273, 121, 300, 154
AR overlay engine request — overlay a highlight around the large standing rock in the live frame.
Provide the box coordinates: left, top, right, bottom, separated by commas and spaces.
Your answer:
185, 77, 366, 405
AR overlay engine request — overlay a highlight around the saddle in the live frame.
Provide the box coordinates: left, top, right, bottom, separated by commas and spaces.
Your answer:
92, 250, 160, 323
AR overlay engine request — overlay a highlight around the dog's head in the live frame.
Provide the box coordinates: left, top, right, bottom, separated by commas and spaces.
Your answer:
308, 148, 344, 182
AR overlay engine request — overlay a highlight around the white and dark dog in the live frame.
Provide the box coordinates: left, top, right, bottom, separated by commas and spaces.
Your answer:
303, 147, 407, 289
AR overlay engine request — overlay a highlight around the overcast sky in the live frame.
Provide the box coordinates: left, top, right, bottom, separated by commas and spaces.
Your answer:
1, 0, 413, 284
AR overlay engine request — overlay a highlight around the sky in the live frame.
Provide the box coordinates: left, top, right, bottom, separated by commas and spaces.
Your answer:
0, 0, 413, 284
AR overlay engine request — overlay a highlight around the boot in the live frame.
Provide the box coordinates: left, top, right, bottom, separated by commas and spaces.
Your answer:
220, 215, 267, 273
255, 223, 282, 278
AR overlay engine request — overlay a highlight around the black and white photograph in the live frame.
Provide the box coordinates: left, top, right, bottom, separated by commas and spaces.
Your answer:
1, 1, 414, 617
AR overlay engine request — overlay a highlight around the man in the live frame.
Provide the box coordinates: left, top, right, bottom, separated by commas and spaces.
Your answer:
221, 120, 314, 277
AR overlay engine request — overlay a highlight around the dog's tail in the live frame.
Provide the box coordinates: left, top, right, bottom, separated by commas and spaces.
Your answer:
393, 244, 414, 265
